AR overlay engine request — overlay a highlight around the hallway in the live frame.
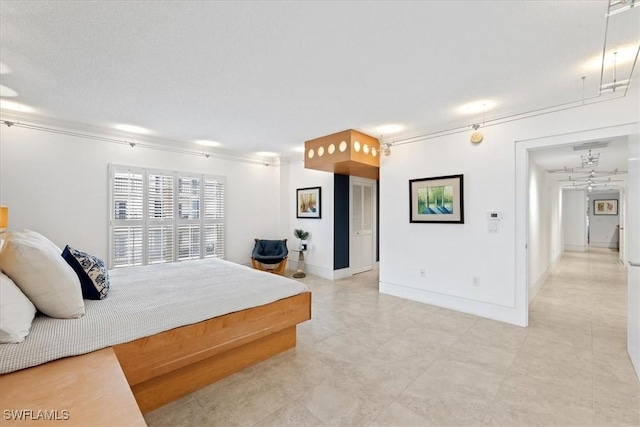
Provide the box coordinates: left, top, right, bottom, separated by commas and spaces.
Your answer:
145, 249, 639, 426
518, 247, 638, 425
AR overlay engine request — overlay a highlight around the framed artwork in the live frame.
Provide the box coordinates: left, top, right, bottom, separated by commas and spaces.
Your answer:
409, 174, 464, 223
594, 199, 618, 215
297, 187, 321, 219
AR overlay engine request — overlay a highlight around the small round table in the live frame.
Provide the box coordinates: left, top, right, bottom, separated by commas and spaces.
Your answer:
291, 249, 306, 278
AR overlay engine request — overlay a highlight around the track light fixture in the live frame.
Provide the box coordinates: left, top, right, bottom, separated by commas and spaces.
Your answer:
606, 0, 637, 16
382, 143, 392, 156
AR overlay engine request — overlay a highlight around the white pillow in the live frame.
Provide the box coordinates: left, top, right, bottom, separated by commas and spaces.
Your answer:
21, 229, 63, 253
0, 231, 85, 319
0, 272, 37, 343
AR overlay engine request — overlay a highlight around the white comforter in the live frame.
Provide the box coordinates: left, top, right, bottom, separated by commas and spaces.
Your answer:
0, 258, 308, 374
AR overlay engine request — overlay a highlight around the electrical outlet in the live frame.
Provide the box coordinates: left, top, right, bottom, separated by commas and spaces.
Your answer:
472, 276, 480, 287
419, 268, 426, 278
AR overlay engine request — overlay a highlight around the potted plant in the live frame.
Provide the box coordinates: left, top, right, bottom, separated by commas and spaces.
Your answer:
293, 229, 310, 251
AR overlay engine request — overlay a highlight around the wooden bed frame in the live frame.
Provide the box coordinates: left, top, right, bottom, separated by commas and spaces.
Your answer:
113, 291, 311, 413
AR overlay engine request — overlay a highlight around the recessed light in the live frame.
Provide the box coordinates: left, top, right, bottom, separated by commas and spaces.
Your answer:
457, 100, 496, 115
256, 151, 279, 157
0, 99, 34, 113
195, 140, 220, 147
114, 124, 150, 134
376, 124, 404, 135
0, 63, 10, 74
0, 85, 17, 97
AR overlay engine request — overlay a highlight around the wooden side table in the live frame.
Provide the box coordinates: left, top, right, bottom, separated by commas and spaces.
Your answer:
291, 249, 306, 278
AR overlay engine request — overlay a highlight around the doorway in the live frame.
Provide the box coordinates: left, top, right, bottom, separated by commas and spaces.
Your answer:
516, 124, 639, 381
350, 177, 376, 274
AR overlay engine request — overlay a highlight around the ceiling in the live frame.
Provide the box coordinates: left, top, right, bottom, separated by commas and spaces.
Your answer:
530, 137, 629, 192
0, 1, 638, 159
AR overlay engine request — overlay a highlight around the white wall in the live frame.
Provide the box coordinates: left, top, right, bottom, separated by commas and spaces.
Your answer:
284, 160, 335, 279
0, 125, 281, 265
626, 130, 640, 381
380, 127, 518, 315
528, 160, 563, 300
550, 181, 564, 267
563, 190, 588, 252
380, 87, 639, 326
589, 191, 620, 248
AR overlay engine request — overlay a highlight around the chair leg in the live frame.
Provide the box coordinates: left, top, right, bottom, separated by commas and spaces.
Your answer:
272, 258, 287, 275
251, 258, 265, 271
251, 257, 287, 275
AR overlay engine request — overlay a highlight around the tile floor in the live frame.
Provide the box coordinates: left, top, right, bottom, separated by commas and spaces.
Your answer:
145, 248, 639, 426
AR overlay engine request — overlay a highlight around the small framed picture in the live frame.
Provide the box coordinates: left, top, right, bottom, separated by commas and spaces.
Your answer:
593, 199, 618, 215
409, 174, 464, 223
297, 187, 321, 219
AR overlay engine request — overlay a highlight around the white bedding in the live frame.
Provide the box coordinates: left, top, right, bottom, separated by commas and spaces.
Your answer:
0, 258, 308, 374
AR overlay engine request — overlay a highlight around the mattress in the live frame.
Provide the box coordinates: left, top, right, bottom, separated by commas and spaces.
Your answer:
0, 258, 308, 374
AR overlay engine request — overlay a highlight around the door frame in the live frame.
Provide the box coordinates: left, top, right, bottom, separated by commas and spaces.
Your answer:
515, 122, 637, 327
349, 176, 377, 275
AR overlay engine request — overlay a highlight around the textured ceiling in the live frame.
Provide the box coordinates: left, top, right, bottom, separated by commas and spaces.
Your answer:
0, 1, 638, 158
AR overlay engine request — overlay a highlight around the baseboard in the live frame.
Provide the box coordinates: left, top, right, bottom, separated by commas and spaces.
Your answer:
286, 262, 354, 280
331, 267, 353, 280
589, 242, 618, 249
379, 281, 525, 327
565, 244, 588, 252
529, 259, 558, 304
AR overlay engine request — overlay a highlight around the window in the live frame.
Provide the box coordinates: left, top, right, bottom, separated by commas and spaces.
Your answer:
109, 165, 225, 268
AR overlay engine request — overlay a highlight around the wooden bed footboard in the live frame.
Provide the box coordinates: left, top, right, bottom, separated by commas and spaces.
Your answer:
113, 292, 311, 413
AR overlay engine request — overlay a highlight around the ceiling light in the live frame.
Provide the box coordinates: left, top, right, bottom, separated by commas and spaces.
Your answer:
600, 79, 630, 92
457, 100, 496, 115
586, 45, 638, 71
0, 85, 17, 97
375, 124, 404, 135
606, 0, 637, 16
305, 130, 380, 179
195, 140, 220, 147
0, 99, 34, 113
255, 151, 278, 157
114, 124, 150, 134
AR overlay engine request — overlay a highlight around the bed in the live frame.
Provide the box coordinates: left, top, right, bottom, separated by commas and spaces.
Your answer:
0, 257, 311, 413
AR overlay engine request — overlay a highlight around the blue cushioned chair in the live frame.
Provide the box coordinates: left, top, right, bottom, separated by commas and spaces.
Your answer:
251, 238, 288, 275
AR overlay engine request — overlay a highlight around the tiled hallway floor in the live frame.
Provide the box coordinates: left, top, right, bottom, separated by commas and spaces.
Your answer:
145, 248, 639, 426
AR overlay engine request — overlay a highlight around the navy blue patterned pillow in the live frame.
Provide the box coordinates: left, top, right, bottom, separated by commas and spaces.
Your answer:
62, 245, 109, 300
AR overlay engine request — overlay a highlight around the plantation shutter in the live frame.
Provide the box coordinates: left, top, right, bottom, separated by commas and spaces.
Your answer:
109, 165, 226, 268
203, 177, 225, 258
148, 173, 174, 264
111, 168, 144, 267
177, 175, 201, 260
178, 224, 200, 260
